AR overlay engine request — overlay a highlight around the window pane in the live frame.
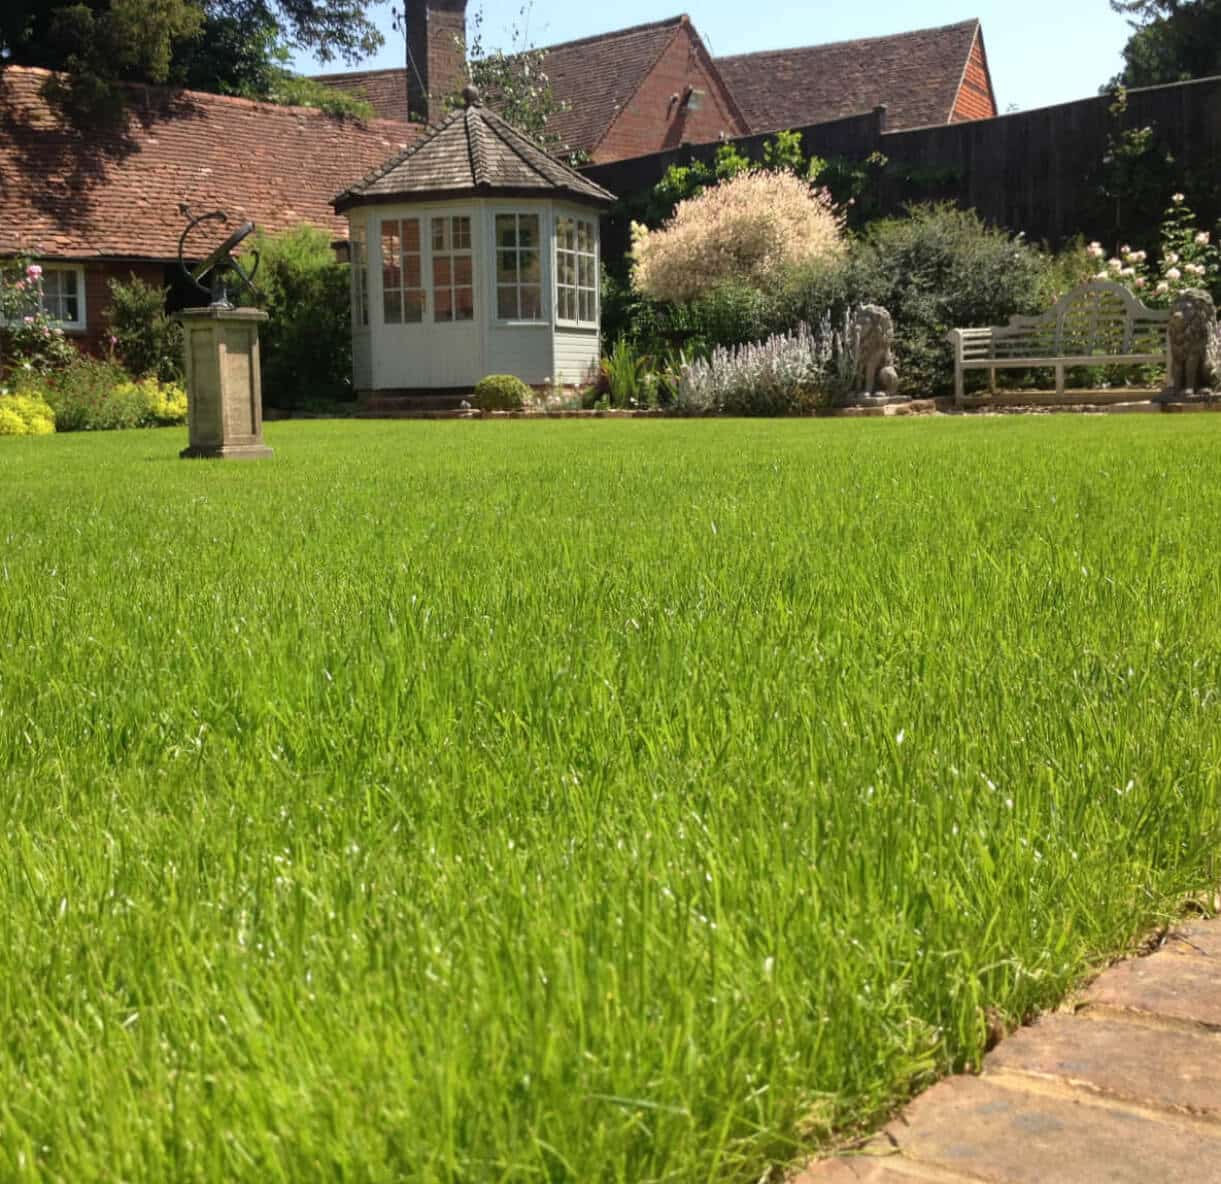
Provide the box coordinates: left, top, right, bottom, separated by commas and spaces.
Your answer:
496, 215, 517, 249
452, 218, 471, 250
404, 290, 424, 323
497, 285, 518, 320
404, 256, 421, 289
402, 219, 420, 252
432, 219, 447, 251
577, 221, 591, 252
383, 264, 401, 292
61, 292, 79, 323
579, 290, 594, 323
521, 285, 542, 320
433, 256, 451, 287
382, 221, 400, 264
497, 251, 518, 283
435, 287, 453, 321
455, 287, 474, 321
521, 250, 540, 284
578, 256, 594, 288
518, 215, 539, 249
384, 290, 402, 323
454, 256, 472, 285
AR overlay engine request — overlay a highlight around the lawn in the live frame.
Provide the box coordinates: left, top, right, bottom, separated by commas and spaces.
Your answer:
1, 417, 1219, 1183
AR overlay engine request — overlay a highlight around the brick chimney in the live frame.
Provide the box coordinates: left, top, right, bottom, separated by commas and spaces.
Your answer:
406, 0, 468, 125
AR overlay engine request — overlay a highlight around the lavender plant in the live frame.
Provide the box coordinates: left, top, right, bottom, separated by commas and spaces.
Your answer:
676, 312, 857, 415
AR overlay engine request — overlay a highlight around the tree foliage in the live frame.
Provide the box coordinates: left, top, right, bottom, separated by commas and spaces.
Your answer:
0, 0, 385, 119
1110, 0, 1221, 87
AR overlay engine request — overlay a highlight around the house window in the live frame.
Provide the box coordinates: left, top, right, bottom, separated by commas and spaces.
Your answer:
5, 263, 87, 331
555, 216, 597, 326
431, 216, 474, 322
381, 218, 424, 324
351, 223, 369, 327
495, 213, 543, 321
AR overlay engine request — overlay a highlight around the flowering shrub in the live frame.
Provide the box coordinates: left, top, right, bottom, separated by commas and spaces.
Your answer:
23, 358, 186, 431
631, 171, 845, 305
0, 392, 56, 436
1086, 193, 1220, 305
676, 314, 855, 416
0, 263, 78, 375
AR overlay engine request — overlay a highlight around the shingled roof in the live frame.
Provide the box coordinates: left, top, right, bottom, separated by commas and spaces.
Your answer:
0, 66, 417, 260
717, 19, 986, 133
334, 89, 615, 211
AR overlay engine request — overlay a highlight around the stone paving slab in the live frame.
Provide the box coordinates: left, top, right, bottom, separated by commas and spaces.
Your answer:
1084, 948, 1221, 1027
796, 915, 1221, 1183
987, 1012, 1221, 1117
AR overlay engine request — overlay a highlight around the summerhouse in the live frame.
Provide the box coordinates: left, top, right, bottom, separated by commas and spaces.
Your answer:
333, 87, 616, 394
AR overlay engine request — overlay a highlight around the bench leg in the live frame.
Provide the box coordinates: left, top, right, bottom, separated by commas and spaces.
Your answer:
955, 363, 965, 406
989, 366, 997, 393
1055, 364, 1066, 397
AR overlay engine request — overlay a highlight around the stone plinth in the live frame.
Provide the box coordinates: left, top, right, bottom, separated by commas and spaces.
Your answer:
175, 307, 272, 460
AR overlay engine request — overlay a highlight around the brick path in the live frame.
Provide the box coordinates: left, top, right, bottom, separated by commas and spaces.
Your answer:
796, 917, 1221, 1184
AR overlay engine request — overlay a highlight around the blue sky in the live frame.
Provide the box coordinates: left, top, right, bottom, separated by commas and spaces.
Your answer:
293, 1, 1137, 114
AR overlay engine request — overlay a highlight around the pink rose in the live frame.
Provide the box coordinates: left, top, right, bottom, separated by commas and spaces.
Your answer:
25, 264, 42, 279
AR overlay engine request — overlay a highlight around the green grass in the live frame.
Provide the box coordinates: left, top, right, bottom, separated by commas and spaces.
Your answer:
1, 417, 1219, 1183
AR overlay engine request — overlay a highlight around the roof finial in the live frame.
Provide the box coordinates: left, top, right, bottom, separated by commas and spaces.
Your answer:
462, 84, 482, 109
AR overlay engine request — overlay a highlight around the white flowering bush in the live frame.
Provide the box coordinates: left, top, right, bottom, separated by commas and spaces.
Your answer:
676, 313, 855, 416
631, 170, 845, 305
1086, 193, 1220, 305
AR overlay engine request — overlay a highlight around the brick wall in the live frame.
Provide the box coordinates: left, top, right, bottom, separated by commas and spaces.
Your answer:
595, 24, 747, 164
952, 33, 996, 123
407, 0, 467, 124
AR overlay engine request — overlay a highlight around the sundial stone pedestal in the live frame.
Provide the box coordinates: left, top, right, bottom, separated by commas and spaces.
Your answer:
176, 307, 273, 460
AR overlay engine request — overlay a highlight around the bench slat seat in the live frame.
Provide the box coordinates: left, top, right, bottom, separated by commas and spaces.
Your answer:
948, 280, 1170, 403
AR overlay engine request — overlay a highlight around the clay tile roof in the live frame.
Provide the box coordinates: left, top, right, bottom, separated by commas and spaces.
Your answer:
531, 16, 689, 156
313, 16, 739, 159
717, 18, 982, 133
0, 65, 419, 261
305, 66, 410, 123
334, 95, 615, 210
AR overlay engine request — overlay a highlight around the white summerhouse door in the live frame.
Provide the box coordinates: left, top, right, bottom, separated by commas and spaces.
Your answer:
376, 215, 430, 388
425, 212, 480, 388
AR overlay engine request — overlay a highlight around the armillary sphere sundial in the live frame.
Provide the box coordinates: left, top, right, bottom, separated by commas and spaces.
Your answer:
173, 204, 273, 460
177, 204, 262, 308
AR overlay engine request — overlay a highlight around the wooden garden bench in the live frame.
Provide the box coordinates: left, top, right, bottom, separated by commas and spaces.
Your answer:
948, 280, 1170, 404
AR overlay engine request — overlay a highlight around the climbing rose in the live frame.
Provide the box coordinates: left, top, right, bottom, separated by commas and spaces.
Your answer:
1166, 267, 1182, 280
631, 170, 845, 304
25, 264, 42, 279
1086, 241, 1105, 259
1195, 232, 1211, 246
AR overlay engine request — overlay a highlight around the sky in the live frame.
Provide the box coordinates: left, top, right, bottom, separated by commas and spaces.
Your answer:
292, 0, 1138, 114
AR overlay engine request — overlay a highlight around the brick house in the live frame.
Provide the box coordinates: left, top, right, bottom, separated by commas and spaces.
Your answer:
317, 6, 996, 158
0, 67, 417, 354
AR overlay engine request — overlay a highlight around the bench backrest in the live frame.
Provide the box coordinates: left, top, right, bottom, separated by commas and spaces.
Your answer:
962, 280, 1170, 360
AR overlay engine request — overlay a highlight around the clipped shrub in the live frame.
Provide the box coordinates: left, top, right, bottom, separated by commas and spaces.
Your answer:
105, 274, 183, 382
0, 393, 56, 436
251, 225, 353, 409
473, 374, 531, 411
632, 170, 845, 305
677, 316, 854, 416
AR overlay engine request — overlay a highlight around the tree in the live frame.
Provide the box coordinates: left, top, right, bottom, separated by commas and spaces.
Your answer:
0, 1, 385, 119
1110, 0, 1221, 87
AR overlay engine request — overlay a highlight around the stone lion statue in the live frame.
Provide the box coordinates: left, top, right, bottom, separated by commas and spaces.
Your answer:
853, 305, 900, 400
1162, 288, 1219, 399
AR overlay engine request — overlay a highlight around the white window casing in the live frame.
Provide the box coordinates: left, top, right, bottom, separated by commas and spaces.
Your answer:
554, 214, 598, 329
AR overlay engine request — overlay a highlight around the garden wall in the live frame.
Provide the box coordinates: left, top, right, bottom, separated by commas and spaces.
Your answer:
583, 75, 1221, 253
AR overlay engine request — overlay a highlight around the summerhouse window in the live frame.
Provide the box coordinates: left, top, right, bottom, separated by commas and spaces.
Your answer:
555, 216, 597, 327
495, 213, 543, 321
351, 223, 369, 327
431, 215, 474, 322
381, 218, 424, 324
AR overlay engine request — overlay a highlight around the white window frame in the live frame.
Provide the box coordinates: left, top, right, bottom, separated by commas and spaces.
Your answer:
4, 262, 87, 332
492, 210, 546, 326
554, 213, 598, 330
430, 214, 475, 324
350, 222, 369, 329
